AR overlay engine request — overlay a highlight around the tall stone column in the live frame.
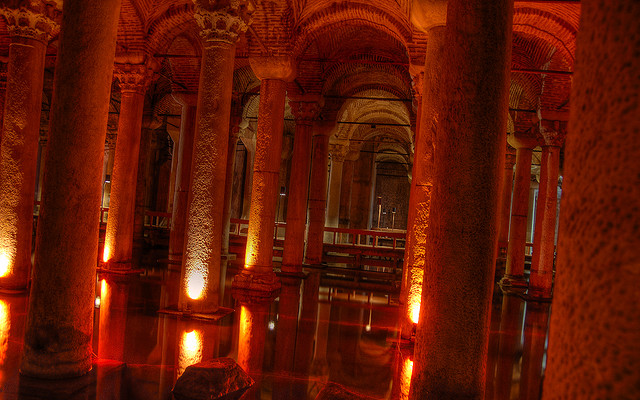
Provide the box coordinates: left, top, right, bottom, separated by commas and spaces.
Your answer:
529, 122, 565, 299
326, 143, 347, 228
233, 56, 295, 298
410, 0, 513, 397
102, 61, 153, 269
0, 4, 58, 291
178, 1, 251, 313
338, 154, 356, 228
400, 26, 445, 339
496, 146, 516, 267
0, 63, 6, 140
20, 0, 122, 378
304, 122, 334, 265
241, 135, 256, 219
499, 132, 538, 288
168, 92, 197, 262
281, 97, 321, 274
542, 4, 639, 389
349, 142, 374, 231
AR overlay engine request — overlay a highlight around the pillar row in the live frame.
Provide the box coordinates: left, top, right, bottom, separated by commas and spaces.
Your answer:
179, 3, 251, 313
0, 5, 57, 291
281, 97, 322, 274
326, 142, 348, 228
102, 61, 153, 269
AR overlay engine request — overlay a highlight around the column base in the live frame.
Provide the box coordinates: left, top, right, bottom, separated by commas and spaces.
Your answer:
499, 274, 528, 288
158, 305, 234, 322
525, 289, 553, 303
97, 261, 143, 275
232, 270, 281, 305
20, 345, 93, 380
0, 284, 29, 294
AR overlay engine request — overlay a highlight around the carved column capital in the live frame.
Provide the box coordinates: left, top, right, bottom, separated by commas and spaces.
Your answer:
289, 96, 322, 126
249, 56, 296, 81
507, 131, 539, 150
192, 0, 254, 45
105, 131, 118, 150
0, 2, 60, 43
329, 142, 349, 163
114, 62, 155, 94
540, 119, 568, 147
505, 144, 517, 169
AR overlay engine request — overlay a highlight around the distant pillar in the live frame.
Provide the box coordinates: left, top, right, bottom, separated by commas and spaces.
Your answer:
326, 143, 347, 228
221, 99, 242, 257
102, 61, 153, 269
232, 56, 295, 298
21, 0, 122, 378
168, 92, 198, 262
178, 2, 251, 313
241, 136, 256, 219
496, 145, 516, 270
543, 3, 639, 397
500, 132, 538, 288
410, 0, 513, 397
0, 5, 57, 291
349, 143, 374, 231
338, 155, 356, 228
529, 122, 565, 299
304, 122, 333, 265
281, 97, 321, 274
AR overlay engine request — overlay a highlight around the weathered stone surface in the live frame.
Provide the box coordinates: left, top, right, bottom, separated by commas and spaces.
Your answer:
172, 358, 254, 400
315, 382, 377, 400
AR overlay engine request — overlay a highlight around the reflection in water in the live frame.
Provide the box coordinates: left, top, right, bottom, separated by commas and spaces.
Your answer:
401, 358, 414, 399
0, 300, 9, 363
177, 329, 203, 378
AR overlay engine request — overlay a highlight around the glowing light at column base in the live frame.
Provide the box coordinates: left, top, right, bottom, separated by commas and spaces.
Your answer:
186, 271, 206, 300
0, 253, 10, 278
401, 358, 414, 398
178, 329, 202, 377
102, 246, 111, 263
0, 300, 9, 363
407, 268, 424, 324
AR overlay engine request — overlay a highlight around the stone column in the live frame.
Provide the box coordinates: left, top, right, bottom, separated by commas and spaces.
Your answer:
496, 146, 516, 266
233, 56, 295, 298
168, 92, 197, 262
21, 0, 122, 378
543, 3, 639, 393
349, 143, 374, 231
304, 122, 333, 265
529, 122, 565, 299
102, 61, 153, 269
281, 97, 321, 274
338, 154, 356, 228
499, 132, 538, 288
178, 1, 251, 313
400, 26, 444, 339
326, 143, 347, 228
0, 4, 57, 291
221, 98, 242, 257
0, 63, 6, 140
410, 0, 513, 397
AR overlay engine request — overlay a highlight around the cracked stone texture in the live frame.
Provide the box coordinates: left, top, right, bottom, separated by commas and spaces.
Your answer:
172, 358, 254, 400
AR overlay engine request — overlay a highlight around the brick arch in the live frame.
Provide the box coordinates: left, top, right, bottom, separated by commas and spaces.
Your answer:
146, 2, 197, 55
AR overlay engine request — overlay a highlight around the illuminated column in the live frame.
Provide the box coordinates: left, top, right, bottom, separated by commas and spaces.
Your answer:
304, 122, 334, 265
102, 61, 153, 269
499, 132, 538, 288
496, 146, 516, 268
400, 26, 445, 340
281, 97, 321, 274
221, 100, 242, 257
21, 0, 122, 378
544, 3, 639, 396
410, 0, 513, 396
178, 2, 251, 312
168, 92, 197, 262
529, 122, 565, 299
0, 4, 57, 290
234, 296, 270, 398
0, 63, 6, 139
326, 143, 347, 228
338, 154, 356, 228
233, 56, 295, 296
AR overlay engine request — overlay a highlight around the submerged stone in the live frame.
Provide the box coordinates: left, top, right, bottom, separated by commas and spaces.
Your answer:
172, 358, 254, 400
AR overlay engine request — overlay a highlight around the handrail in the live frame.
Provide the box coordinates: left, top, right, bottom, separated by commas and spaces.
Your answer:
323, 226, 406, 250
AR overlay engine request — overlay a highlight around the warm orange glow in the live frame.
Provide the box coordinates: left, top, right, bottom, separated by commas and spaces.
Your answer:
409, 302, 421, 325
400, 358, 414, 399
0, 300, 10, 364
407, 268, 424, 324
177, 329, 202, 377
0, 253, 11, 278
186, 271, 205, 300
102, 245, 111, 263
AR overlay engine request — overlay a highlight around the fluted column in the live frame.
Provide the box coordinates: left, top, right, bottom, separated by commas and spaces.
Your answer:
168, 92, 198, 262
178, 2, 251, 313
281, 97, 321, 274
304, 121, 334, 265
0, 4, 58, 291
233, 56, 295, 299
21, 0, 122, 378
401, 26, 445, 339
410, 0, 513, 396
500, 132, 538, 288
326, 143, 347, 228
102, 60, 153, 269
529, 122, 565, 298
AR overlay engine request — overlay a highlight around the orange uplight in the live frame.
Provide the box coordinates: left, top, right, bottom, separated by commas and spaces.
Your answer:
0, 253, 11, 278
400, 358, 414, 399
409, 302, 421, 325
102, 245, 111, 263
186, 272, 205, 300
407, 269, 424, 324
0, 300, 10, 364
177, 329, 202, 378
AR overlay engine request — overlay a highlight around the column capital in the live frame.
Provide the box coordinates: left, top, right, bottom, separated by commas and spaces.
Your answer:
0, 2, 61, 43
409, 66, 425, 100
114, 62, 155, 95
105, 131, 117, 150
540, 119, 568, 147
289, 95, 322, 125
249, 56, 296, 81
507, 131, 539, 150
193, 0, 254, 45
328, 141, 349, 163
